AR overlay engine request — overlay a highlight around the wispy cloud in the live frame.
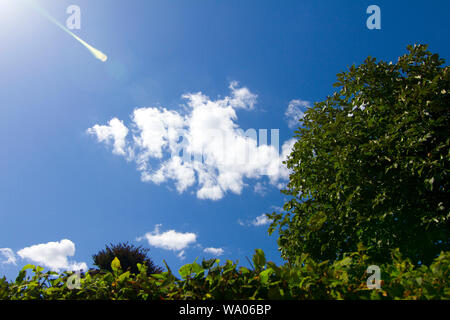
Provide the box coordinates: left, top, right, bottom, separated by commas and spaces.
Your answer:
16, 239, 87, 272
88, 82, 295, 200
238, 214, 271, 227
0, 248, 17, 265
285, 99, 311, 129
177, 250, 186, 260
253, 182, 268, 196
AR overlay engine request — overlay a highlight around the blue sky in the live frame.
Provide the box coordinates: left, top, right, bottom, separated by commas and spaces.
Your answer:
0, 0, 449, 279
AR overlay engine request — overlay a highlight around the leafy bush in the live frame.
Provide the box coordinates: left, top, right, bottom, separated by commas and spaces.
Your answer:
92, 242, 163, 276
1, 248, 448, 300
269, 44, 449, 265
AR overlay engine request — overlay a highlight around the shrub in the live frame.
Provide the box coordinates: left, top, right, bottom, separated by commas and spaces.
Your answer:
92, 242, 163, 276
1, 248, 448, 300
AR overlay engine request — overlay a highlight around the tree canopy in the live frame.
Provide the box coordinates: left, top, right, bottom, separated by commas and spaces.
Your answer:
269, 44, 449, 265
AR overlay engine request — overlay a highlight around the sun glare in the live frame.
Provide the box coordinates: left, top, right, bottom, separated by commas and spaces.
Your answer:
0, 0, 14, 11
0, 0, 23, 20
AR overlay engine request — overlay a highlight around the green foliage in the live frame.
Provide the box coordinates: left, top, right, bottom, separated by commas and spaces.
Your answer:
0, 249, 448, 300
269, 44, 449, 265
2, 44, 447, 301
92, 242, 162, 276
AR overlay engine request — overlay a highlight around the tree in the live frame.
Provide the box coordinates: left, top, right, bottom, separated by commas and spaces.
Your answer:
269, 44, 449, 265
92, 242, 163, 275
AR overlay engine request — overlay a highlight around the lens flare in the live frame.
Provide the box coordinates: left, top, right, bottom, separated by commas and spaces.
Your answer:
68, 32, 108, 62
26, 0, 107, 62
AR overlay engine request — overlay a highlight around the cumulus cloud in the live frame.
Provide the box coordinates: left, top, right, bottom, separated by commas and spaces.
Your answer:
137, 225, 197, 252
88, 82, 295, 200
227, 81, 257, 110
285, 99, 311, 129
0, 248, 16, 265
87, 118, 129, 156
203, 247, 224, 256
16, 239, 87, 272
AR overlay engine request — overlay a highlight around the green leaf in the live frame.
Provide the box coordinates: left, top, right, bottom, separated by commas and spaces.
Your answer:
35, 266, 44, 273
163, 259, 172, 274
190, 262, 204, 275
179, 262, 203, 279
150, 273, 167, 280
118, 271, 130, 282
335, 257, 352, 267
201, 258, 217, 270
239, 267, 251, 274
136, 263, 147, 275
15, 270, 26, 284
111, 257, 121, 271
21, 264, 35, 272
253, 249, 266, 269
259, 268, 274, 284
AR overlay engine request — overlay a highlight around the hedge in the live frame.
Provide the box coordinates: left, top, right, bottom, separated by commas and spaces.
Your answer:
1, 247, 448, 300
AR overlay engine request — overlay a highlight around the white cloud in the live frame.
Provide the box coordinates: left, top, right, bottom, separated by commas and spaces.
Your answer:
87, 118, 129, 156
239, 214, 271, 227
0, 248, 16, 265
88, 82, 295, 200
138, 224, 197, 252
285, 99, 311, 129
16, 239, 87, 272
203, 247, 224, 256
270, 205, 284, 212
227, 81, 257, 110
252, 214, 270, 226
177, 250, 186, 260
254, 182, 268, 196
